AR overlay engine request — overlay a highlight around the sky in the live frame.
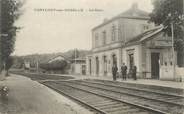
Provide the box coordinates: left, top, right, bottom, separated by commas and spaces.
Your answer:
14, 0, 153, 56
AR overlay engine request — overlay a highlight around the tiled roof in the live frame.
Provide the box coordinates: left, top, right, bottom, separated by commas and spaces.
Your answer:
47, 55, 69, 63
116, 5, 149, 19
126, 26, 164, 45
92, 3, 149, 31
71, 57, 86, 61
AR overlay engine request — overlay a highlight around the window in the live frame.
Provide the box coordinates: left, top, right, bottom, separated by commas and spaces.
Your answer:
111, 25, 116, 41
102, 31, 106, 45
103, 56, 107, 75
129, 54, 134, 69
143, 24, 149, 31
95, 33, 99, 47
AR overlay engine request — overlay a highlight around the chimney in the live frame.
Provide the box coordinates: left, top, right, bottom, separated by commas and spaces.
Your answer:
132, 3, 138, 10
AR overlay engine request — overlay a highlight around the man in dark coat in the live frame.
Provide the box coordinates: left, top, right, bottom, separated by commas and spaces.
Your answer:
112, 64, 118, 81
132, 65, 137, 80
121, 63, 127, 80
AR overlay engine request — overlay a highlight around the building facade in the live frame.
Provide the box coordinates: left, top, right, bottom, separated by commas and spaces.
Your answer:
86, 4, 183, 80
70, 58, 86, 75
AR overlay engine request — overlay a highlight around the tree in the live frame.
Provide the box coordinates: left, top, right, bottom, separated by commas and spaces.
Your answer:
149, 0, 184, 66
150, 0, 184, 49
5, 56, 13, 75
40, 60, 68, 72
11, 56, 24, 69
1, 0, 23, 76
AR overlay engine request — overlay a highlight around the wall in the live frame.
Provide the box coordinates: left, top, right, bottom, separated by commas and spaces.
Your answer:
176, 67, 184, 81
86, 56, 92, 75
122, 44, 142, 77
92, 18, 153, 49
144, 32, 173, 79
71, 63, 86, 75
119, 18, 154, 43
92, 19, 119, 49
90, 48, 121, 77
160, 49, 183, 81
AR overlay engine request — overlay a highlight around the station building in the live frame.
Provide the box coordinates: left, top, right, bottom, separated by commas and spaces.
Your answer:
86, 3, 183, 80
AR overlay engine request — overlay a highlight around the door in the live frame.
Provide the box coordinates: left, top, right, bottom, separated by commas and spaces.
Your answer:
103, 56, 107, 76
151, 53, 160, 79
112, 54, 117, 66
89, 59, 92, 75
129, 54, 134, 69
82, 65, 86, 75
96, 57, 99, 75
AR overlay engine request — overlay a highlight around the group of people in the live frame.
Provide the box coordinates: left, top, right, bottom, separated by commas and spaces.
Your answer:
112, 63, 137, 81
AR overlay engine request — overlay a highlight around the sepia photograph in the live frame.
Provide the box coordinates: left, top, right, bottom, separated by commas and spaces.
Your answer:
0, 0, 184, 114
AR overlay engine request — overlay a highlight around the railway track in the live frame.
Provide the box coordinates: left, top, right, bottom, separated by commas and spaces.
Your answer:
11, 72, 74, 81
89, 79, 184, 96
43, 80, 184, 114
76, 80, 184, 106
43, 81, 164, 114
11, 72, 184, 113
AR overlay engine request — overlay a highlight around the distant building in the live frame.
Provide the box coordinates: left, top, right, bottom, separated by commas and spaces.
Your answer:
23, 59, 38, 72
48, 55, 67, 63
70, 58, 86, 75
43, 55, 70, 74
86, 3, 184, 81
24, 61, 31, 69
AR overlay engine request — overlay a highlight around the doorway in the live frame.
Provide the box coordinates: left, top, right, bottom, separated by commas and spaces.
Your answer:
89, 59, 92, 75
129, 54, 134, 69
112, 54, 117, 66
151, 53, 160, 79
96, 57, 99, 75
103, 56, 107, 76
82, 65, 86, 75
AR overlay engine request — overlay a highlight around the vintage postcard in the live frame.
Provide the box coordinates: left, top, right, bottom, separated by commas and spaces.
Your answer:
0, 0, 184, 114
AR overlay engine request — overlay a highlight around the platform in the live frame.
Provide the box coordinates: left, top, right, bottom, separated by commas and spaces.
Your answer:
0, 74, 92, 114
56, 74, 184, 89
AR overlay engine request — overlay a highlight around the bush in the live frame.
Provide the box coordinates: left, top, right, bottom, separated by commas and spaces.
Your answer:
40, 60, 67, 71
5, 56, 13, 70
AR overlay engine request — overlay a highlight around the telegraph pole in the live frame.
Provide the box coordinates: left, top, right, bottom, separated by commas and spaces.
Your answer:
168, 13, 176, 81
75, 48, 77, 66
171, 22, 175, 80
73, 48, 77, 74
36, 60, 39, 73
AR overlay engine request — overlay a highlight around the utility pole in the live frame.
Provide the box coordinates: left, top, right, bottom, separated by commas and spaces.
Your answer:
171, 22, 176, 81
168, 13, 176, 81
36, 60, 39, 73
75, 48, 77, 66
74, 48, 77, 74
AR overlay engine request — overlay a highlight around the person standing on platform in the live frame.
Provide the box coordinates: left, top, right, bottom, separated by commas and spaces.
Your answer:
132, 65, 137, 80
121, 63, 127, 80
112, 64, 118, 81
